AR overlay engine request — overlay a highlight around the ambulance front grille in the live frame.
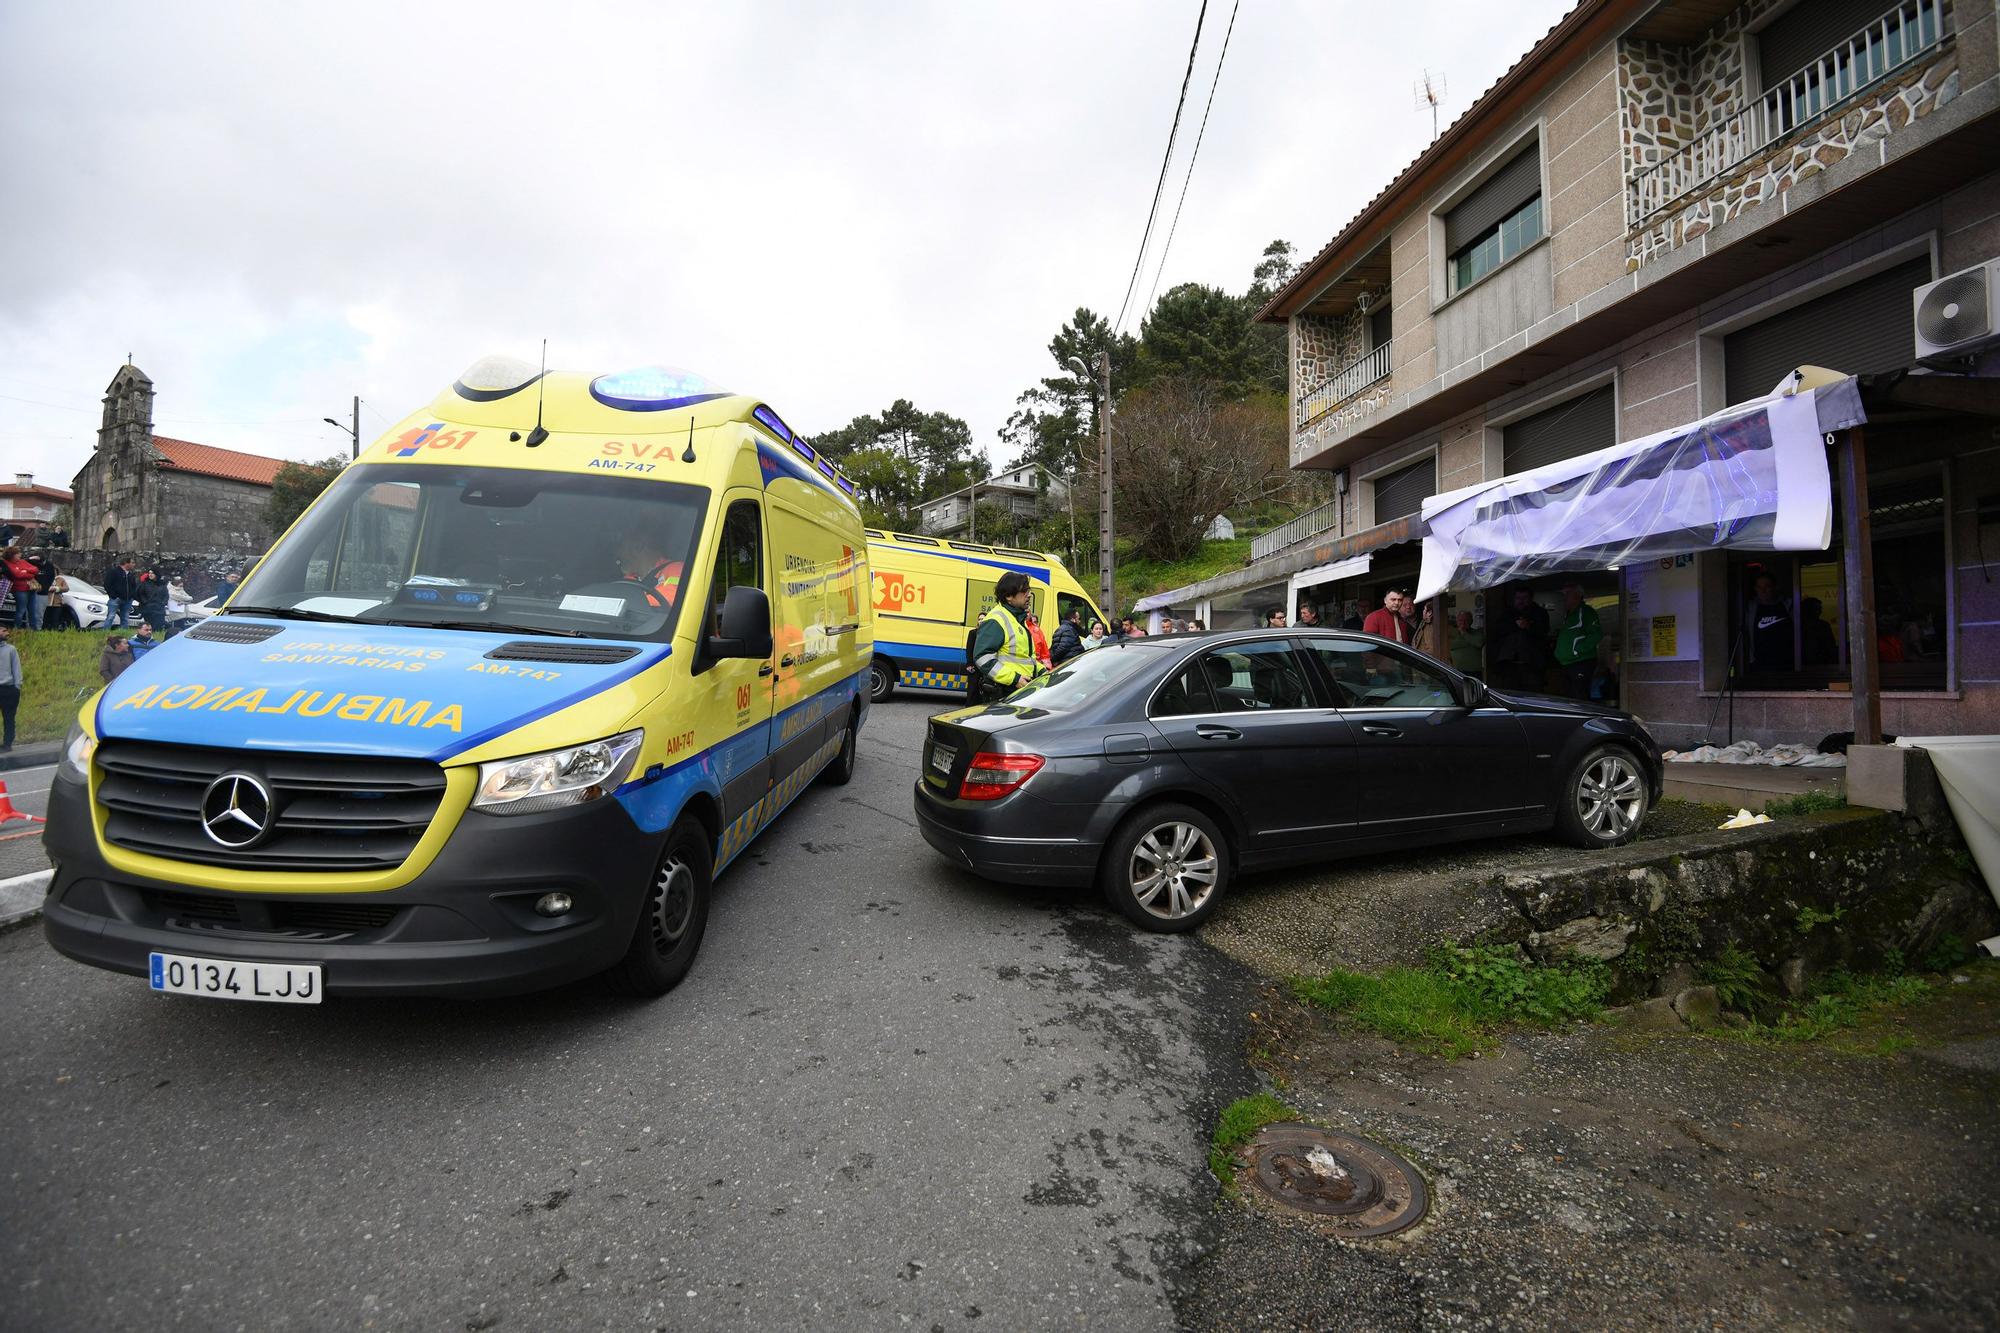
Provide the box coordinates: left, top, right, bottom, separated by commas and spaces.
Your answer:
96, 741, 447, 872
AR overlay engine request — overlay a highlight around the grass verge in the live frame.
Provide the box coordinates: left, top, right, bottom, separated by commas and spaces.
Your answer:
1761, 788, 1847, 818
1209, 1093, 1297, 1183
1288, 945, 1611, 1059
12, 628, 113, 745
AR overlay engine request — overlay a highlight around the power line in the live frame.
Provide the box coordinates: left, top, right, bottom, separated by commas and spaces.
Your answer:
1143, 0, 1239, 316
1113, 0, 1210, 335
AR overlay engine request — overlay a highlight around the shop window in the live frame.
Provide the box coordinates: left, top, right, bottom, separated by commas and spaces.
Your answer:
1728, 468, 1947, 690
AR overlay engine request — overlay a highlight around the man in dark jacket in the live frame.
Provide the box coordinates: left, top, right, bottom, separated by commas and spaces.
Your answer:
1048, 607, 1085, 667
104, 557, 135, 628
1490, 587, 1551, 692
137, 570, 169, 634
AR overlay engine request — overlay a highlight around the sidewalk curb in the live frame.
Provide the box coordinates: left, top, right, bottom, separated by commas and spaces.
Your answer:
0, 869, 52, 931
1, 744, 62, 773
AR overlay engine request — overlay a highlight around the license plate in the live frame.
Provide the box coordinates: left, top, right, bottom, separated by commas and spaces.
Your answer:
929, 742, 957, 777
149, 951, 322, 1004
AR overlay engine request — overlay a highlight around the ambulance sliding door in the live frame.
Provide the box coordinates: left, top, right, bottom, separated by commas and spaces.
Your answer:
765, 479, 863, 789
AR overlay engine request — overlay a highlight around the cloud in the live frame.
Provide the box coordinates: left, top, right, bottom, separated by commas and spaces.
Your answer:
0, 0, 1576, 492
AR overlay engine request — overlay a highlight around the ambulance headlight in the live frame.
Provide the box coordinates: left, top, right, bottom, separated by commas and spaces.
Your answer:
57, 722, 97, 783
473, 730, 644, 816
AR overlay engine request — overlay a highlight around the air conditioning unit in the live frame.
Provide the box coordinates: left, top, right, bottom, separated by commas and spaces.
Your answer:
1913, 258, 2000, 359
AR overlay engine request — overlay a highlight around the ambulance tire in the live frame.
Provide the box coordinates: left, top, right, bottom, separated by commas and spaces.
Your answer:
869, 658, 896, 703
603, 819, 712, 999
819, 708, 859, 787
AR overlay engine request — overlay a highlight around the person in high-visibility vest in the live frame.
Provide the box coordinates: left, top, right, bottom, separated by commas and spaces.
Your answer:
970, 570, 1048, 702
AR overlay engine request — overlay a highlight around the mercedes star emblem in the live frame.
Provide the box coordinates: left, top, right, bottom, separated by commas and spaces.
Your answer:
200, 773, 274, 849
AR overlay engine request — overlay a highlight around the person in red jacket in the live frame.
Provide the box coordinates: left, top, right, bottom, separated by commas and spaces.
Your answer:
1362, 590, 1410, 644
3, 547, 39, 630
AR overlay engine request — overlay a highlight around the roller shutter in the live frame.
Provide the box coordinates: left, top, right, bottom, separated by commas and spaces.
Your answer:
1444, 144, 1542, 255
1757, 0, 1900, 87
1723, 257, 1930, 402
1371, 455, 1436, 525
1501, 385, 1617, 475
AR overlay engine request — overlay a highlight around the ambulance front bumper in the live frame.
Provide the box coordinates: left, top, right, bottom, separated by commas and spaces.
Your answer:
39, 772, 665, 998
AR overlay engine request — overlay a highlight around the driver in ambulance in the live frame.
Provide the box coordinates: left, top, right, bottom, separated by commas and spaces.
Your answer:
616, 530, 684, 610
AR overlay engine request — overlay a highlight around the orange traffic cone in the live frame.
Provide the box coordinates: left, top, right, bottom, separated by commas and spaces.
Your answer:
0, 780, 43, 825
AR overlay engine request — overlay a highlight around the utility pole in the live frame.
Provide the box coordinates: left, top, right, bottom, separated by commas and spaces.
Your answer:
324, 396, 360, 460
1068, 353, 1116, 617
1098, 352, 1114, 619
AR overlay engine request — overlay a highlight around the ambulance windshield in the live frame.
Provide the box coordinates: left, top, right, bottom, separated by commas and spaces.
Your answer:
230, 464, 706, 641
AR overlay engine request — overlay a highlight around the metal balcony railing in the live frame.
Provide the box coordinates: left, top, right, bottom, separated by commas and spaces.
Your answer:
1293, 339, 1393, 430
1250, 498, 1343, 561
1630, 0, 1948, 222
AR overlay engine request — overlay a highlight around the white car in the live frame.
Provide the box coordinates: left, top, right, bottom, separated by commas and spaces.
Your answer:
170, 594, 220, 627
56, 577, 113, 630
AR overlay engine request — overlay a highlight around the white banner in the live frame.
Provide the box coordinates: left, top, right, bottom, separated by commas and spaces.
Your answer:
1416, 377, 1859, 601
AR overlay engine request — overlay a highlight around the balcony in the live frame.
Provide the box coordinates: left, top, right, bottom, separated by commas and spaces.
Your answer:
1294, 340, 1394, 431
1250, 498, 1344, 561
1629, 0, 1949, 221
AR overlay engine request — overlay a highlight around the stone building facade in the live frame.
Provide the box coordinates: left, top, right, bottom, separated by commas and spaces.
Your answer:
69, 364, 282, 559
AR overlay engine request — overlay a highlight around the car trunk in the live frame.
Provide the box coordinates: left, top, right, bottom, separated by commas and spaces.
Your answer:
921, 710, 1041, 799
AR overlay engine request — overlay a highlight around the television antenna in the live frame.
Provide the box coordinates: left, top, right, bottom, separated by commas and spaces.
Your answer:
1414, 70, 1446, 141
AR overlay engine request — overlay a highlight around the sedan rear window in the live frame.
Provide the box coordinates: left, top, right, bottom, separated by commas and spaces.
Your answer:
1005, 643, 1161, 709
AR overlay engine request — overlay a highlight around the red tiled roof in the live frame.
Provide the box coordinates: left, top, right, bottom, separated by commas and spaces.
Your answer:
0, 483, 72, 501
153, 435, 286, 487
1256, 0, 1632, 323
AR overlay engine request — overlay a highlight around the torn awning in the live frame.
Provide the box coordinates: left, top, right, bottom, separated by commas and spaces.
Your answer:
1415, 372, 1865, 601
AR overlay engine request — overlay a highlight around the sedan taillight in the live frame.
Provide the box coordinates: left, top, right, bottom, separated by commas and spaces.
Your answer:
959, 752, 1045, 801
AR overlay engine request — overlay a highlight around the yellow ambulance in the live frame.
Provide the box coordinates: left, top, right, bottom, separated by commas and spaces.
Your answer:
42, 357, 871, 1000
864, 530, 1105, 701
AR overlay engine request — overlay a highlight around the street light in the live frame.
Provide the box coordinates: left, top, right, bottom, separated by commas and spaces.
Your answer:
324, 395, 360, 460
1066, 353, 1114, 618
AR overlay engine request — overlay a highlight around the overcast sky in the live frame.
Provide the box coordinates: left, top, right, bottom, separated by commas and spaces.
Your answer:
1, 0, 1575, 492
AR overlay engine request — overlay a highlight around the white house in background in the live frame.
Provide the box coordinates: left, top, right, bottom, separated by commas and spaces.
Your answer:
0, 473, 73, 539
918, 463, 1071, 537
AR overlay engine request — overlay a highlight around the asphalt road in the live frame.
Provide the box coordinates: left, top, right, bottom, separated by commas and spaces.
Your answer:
0, 699, 1255, 1331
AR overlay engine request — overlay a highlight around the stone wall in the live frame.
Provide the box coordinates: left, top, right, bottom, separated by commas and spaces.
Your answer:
1620, 0, 1961, 268
52, 546, 256, 602
1292, 311, 1371, 404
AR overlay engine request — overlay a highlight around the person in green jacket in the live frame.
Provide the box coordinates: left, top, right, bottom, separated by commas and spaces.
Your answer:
1554, 583, 1603, 698
1448, 610, 1486, 679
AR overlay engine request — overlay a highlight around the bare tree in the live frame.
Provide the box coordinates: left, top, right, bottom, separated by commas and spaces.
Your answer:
1090, 378, 1295, 563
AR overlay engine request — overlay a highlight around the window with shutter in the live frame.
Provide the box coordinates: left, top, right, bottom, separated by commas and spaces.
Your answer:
1443, 143, 1544, 295
1370, 455, 1437, 525
1501, 385, 1617, 476
1756, 0, 1899, 87
1722, 257, 1931, 403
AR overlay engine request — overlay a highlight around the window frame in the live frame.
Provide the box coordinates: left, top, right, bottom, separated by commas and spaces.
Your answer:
1144, 637, 1327, 719
1303, 633, 1470, 712
1449, 192, 1545, 297
705, 496, 766, 639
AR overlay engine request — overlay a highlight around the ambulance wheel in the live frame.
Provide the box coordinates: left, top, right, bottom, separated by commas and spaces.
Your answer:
819, 709, 859, 787
603, 819, 712, 998
869, 658, 896, 703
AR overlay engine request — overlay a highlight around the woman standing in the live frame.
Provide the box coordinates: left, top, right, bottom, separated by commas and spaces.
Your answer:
3, 547, 38, 629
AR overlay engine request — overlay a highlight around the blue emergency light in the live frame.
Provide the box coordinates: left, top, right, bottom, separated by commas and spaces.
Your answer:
590, 366, 730, 413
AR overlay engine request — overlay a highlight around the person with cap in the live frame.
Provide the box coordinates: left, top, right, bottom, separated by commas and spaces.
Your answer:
970, 571, 1048, 702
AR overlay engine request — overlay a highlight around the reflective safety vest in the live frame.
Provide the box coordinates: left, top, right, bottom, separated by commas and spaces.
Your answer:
978, 603, 1042, 689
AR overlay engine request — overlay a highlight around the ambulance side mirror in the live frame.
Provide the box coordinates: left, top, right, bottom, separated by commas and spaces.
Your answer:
708, 585, 774, 661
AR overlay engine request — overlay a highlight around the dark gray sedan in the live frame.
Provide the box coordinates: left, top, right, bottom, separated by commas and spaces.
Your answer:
913, 628, 1663, 932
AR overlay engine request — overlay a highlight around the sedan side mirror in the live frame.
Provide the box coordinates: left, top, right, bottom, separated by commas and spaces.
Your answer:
707, 585, 774, 661
1460, 676, 1490, 709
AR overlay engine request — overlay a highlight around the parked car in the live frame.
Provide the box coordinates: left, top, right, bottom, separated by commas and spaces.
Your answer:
168, 594, 219, 629
913, 628, 1663, 932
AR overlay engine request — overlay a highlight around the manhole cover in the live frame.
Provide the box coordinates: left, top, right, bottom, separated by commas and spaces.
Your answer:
1243, 1124, 1428, 1237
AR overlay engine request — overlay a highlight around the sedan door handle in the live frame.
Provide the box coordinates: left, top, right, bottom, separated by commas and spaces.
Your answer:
1361, 723, 1402, 737
1194, 724, 1241, 741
